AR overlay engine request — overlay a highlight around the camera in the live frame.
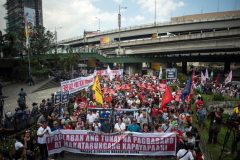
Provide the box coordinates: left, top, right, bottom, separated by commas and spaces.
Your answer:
226, 115, 240, 129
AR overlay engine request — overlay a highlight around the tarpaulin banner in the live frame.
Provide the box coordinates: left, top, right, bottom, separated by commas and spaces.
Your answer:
61, 75, 95, 94
96, 70, 121, 76
46, 130, 176, 156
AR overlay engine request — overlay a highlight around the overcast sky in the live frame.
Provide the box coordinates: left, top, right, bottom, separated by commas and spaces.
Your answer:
0, 0, 239, 41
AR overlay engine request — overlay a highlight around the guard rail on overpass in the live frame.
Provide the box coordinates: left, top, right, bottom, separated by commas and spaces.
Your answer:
99, 28, 240, 55
59, 15, 240, 47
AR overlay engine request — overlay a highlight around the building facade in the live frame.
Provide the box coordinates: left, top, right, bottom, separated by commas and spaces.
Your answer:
5, 0, 43, 32
4, 0, 43, 54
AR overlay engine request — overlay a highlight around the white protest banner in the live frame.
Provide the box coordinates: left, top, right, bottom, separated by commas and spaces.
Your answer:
96, 70, 121, 76
46, 130, 176, 156
61, 75, 94, 94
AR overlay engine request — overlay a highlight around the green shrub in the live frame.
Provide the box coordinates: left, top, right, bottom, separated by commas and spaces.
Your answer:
213, 93, 225, 101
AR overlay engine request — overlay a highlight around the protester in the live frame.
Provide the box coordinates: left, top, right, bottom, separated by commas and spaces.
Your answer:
114, 117, 125, 132
208, 107, 224, 144
37, 121, 52, 160
127, 118, 141, 132
176, 143, 195, 160
14, 134, 24, 159
101, 119, 112, 133
23, 130, 35, 160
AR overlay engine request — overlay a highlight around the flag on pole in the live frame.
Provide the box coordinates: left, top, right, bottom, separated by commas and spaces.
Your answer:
159, 66, 162, 79
181, 76, 192, 104
210, 71, 214, 79
107, 65, 113, 81
215, 73, 221, 85
224, 71, 232, 85
25, 19, 30, 48
190, 70, 195, 96
205, 68, 209, 79
92, 75, 103, 105
201, 72, 206, 86
160, 86, 173, 109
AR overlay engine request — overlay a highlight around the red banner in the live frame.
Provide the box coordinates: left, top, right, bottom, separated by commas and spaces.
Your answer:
46, 130, 176, 156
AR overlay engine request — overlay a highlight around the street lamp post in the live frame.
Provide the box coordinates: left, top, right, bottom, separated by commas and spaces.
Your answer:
118, 5, 127, 55
95, 17, 100, 31
54, 26, 62, 54
154, 0, 157, 26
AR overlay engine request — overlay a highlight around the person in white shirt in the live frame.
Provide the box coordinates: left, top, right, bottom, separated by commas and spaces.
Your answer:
177, 143, 195, 160
93, 119, 101, 133
14, 134, 24, 159
123, 113, 131, 130
87, 110, 95, 124
114, 117, 126, 132
37, 121, 52, 160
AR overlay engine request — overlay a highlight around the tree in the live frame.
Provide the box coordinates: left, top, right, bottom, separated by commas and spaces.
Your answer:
1, 32, 19, 57
62, 46, 80, 78
28, 27, 55, 55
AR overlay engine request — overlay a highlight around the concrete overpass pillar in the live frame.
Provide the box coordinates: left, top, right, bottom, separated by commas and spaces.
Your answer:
224, 61, 231, 73
167, 62, 173, 68
108, 63, 114, 69
124, 63, 142, 75
182, 61, 187, 74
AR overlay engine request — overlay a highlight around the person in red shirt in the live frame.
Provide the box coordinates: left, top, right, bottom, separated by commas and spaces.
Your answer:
64, 120, 73, 130
195, 95, 204, 113
151, 106, 159, 123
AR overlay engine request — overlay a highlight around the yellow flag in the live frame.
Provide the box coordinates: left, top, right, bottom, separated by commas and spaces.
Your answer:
92, 75, 103, 105
25, 24, 29, 39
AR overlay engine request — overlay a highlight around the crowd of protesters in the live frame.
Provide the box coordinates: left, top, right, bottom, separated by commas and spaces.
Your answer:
1, 71, 239, 160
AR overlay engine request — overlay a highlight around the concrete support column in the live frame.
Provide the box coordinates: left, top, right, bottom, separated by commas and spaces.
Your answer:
167, 62, 173, 68
124, 63, 142, 75
182, 61, 187, 74
108, 63, 114, 69
224, 61, 231, 73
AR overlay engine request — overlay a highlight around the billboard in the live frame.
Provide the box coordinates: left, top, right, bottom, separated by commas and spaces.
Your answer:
100, 37, 110, 45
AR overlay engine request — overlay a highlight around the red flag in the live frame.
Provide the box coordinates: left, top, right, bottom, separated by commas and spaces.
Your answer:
160, 86, 173, 109
215, 73, 221, 85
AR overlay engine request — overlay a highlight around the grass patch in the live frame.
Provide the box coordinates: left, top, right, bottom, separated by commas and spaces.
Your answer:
192, 94, 239, 160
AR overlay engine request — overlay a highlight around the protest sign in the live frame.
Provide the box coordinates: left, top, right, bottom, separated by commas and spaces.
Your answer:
61, 75, 95, 94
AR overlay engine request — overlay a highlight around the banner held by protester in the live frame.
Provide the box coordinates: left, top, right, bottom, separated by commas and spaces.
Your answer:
46, 130, 176, 156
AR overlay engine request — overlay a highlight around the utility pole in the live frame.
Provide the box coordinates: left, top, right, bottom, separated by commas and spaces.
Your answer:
118, 5, 127, 55
54, 26, 62, 54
